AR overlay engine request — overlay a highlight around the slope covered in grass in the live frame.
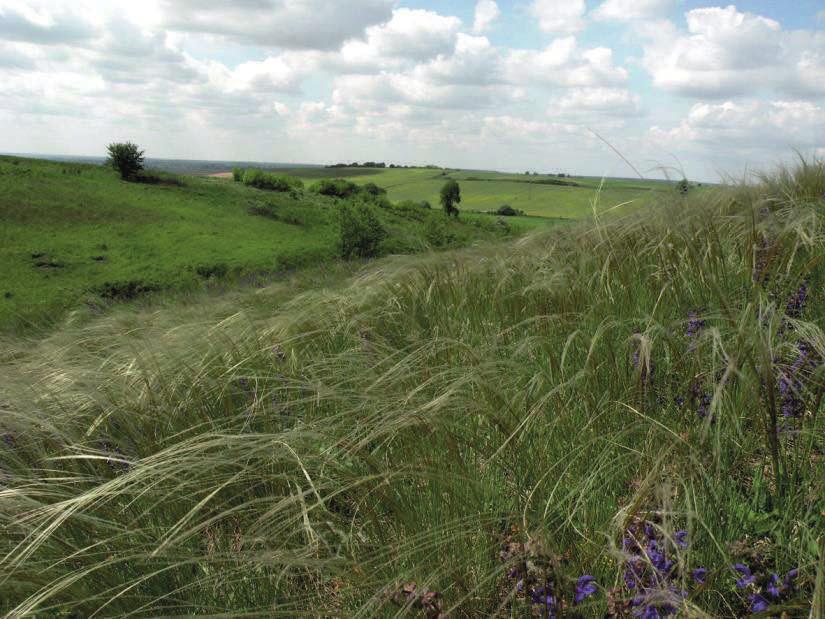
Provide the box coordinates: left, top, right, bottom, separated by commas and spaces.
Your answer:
0, 162, 824, 616
0, 156, 521, 332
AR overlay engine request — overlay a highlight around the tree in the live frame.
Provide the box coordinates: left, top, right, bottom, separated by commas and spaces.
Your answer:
440, 180, 461, 218
106, 142, 145, 180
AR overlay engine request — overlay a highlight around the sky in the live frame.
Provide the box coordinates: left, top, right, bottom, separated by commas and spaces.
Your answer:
1, 1, 824, 181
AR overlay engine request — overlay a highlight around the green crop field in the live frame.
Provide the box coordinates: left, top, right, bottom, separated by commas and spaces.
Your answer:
0, 156, 533, 332
285, 166, 676, 219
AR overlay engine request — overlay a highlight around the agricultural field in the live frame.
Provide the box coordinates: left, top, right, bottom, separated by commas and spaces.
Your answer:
0, 156, 532, 332
284, 166, 676, 219
1, 160, 823, 616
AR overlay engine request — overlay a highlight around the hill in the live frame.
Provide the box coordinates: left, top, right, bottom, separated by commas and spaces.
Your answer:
0, 156, 543, 332
0, 160, 823, 616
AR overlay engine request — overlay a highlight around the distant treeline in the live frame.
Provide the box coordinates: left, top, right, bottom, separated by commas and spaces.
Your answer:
326, 162, 443, 170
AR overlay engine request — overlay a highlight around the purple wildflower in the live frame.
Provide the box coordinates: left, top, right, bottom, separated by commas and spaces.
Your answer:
785, 281, 809, 318
766, 573, 782, 598
749, 593, 769, 613
785, 568, 799, 585
686, 310, 705, 339
674, 530, 688, 549
734, 563, 755, 589
574, 575, 597, 604
691, 568, 707, 585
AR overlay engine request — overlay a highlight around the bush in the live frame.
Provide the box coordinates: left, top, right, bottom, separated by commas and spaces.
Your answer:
312, 178, 361, 199
106, 142, 144, 180
232, 168, 244, 182
339, 203, 387, 259
243, 169, 303, 192
496, 204, 524, 217
424, 217, 457, 248
440, 180, 461, 218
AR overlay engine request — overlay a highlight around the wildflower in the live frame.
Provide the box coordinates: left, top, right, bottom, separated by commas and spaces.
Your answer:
734, 563, 755, 588
766, 573, 782, 598
691, 568, 707, 585
574, 575, 597, 604
749, 593, 769, 613
674, 530, 688, 549
785, 281, 809, 318
686, 311, 705, 339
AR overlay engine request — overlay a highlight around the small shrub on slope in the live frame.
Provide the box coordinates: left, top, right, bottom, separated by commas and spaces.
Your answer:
338, 202, 387, 259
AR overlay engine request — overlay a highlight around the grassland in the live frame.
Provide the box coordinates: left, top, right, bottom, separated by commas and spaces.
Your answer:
0, 159, 823, 616
0, 156, 528, 332
285, 166, 675, 219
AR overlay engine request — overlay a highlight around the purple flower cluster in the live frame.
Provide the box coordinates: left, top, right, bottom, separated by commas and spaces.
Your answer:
686, 310, 706, 340
507, 570, 598, 617
785, 281, 809, 319
734, 563, 798, 613
777, 341, 821, 419
502, 538, 598, 618
621, 520, 704, 618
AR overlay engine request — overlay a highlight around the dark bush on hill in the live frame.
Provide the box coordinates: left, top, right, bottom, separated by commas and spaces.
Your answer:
243, 169, 304, 193
339, 203, 386, 259
496, 204, 524, 216
232, 168, 244, 182
312, 178, 361, 198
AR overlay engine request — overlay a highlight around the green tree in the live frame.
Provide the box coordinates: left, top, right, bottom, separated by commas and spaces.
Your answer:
440, 180, 461, 218
106, 142, 145, 180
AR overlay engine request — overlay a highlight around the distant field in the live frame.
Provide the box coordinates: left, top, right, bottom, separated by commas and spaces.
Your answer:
0, 157, 521, 331
285, 167, 675, 219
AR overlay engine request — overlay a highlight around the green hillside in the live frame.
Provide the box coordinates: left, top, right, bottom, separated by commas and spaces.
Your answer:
0, 156, 535, 331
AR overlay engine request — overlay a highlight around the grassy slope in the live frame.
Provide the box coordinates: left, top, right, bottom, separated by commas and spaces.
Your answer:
0, 157, 520, 331
286, 166, 672, 219
1, 162, 823, 616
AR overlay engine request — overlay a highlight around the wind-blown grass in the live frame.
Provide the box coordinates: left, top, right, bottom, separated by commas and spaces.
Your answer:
0, 162, 823, 616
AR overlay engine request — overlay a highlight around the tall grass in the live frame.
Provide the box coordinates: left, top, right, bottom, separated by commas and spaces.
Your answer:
1, 163, 823, 616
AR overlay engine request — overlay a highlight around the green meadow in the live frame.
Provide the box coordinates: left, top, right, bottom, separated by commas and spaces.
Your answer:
1, 155, 823, 617
285, 166, 672, 219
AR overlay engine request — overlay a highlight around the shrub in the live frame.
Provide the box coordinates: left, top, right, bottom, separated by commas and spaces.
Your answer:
440, 180, 461, 217
106, 142, 145, 180
361, 182, 387, 198
232, 168, 244, 182
424, 217, 457, 248
496, 204, 524, 217
339, 203, 386, 259
243, 169, 303, 192
312, 178, 361, 199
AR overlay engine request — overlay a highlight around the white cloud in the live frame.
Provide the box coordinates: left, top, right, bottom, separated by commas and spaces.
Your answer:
159, 0, 395, 50
593, 0, 675, 22
641, 6, 825, 98
504, 40, 628, 87
472, 0, 500, 34
529, 0, 586, 35
649, 100, 825, 152
551, 87, 642, 116
335, 8, 461, 70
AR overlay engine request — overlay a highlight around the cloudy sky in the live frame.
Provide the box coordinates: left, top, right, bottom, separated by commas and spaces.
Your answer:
1, 0, 824, 181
